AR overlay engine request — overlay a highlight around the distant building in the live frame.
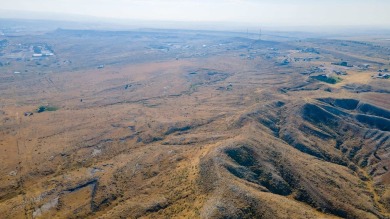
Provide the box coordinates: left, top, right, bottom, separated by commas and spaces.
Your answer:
333, 70, 347, 75
381, 73, 390, 79
24, 112, 33, 116
377, 73, 390, 79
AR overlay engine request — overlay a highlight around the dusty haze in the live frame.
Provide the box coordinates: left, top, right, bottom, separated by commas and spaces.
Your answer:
1, 0, 390, 28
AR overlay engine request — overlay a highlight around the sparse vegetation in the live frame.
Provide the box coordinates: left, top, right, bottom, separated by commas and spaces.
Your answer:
0, 21, 389, 219
37, 105, 58, 113
312, 75, 343, 84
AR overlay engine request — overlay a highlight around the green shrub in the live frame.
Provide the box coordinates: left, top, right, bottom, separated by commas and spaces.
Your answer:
312, 75, 342, 84
37, 105, 58, 113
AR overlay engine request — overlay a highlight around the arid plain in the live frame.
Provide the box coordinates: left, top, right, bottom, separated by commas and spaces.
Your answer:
0, 25, 389, 218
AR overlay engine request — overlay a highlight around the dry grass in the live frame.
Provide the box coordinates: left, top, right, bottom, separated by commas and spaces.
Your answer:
0, 29, 389, 219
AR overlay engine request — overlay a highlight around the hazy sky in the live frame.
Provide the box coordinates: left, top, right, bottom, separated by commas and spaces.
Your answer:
1, 0, 390, 27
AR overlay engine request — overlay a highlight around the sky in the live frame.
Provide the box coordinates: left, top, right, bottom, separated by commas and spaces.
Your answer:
1, 0, 390, 28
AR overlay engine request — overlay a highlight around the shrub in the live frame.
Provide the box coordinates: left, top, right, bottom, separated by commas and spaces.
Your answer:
37, 105, 58, 113
312, 75, 342, 84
